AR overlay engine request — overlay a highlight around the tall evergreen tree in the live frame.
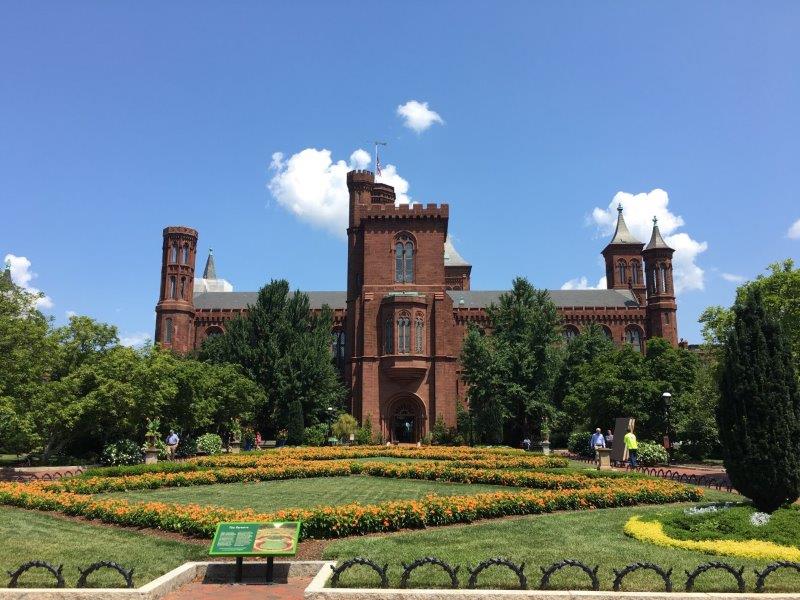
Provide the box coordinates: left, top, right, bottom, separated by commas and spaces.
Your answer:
286, 399, 305, 445
200, 279, 345, 435
718, 288, 800, 512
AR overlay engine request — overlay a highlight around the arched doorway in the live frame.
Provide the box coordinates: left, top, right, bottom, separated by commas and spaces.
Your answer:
387, 397, 425, 443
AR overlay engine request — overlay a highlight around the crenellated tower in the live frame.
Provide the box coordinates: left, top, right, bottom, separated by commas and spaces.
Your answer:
155, 226, 198, 353
642, 217, 678, 346
602, 204, 647, 304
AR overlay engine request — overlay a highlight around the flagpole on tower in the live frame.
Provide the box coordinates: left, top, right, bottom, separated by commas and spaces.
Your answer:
374, 140, 386, 177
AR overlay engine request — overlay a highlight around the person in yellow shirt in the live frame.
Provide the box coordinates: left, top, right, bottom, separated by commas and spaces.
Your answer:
623, 428, 638, 468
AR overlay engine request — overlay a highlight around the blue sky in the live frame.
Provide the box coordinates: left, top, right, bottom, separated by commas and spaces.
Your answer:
2, 1, 799, 344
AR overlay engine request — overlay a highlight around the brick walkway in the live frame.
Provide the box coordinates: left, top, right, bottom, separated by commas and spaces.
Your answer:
163, 577, 313, 600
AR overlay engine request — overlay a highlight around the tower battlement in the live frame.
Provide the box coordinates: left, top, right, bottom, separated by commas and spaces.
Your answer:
162, 226, 198, 237
362, 202, 449, 220
346, 169, 375, 184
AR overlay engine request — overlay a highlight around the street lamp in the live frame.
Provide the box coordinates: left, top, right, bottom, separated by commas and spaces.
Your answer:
326, 406, 334, 446
662, 392, 672, 465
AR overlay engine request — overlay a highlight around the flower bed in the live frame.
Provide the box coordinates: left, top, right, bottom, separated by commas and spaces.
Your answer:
0, 478, 701, 540
624, 514, 800, 561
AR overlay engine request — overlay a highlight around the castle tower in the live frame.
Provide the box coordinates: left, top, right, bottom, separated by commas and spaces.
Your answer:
155, 226, 198, 353
642, 217, 678, 346
602, 204, 646, 303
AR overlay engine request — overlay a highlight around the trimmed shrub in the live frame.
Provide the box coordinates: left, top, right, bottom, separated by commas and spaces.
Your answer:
719, 289, 800, 512
304, 424, 328, 447
637, 441, 669, 466
286, 400, 305, 446
354, 416, 373, 445
567, 431, 593, 457
196, 433, 223, 455
100, 439, 142, 466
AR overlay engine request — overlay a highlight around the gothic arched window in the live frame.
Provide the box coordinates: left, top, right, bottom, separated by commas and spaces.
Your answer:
397, 315, 411, 354
170, 244, 178, 263
626, 326, 643, 353
182, 244, 189, 265
395, 235, 414, 283
652, 268, 659, 294
384, 318, 394, 354
617, 259, 627, 284
660, 263, 668, 293
631, 260, 640, 285
169, 276, 177, 299
563, 325, 579, 342
415, 316, 424, 353
165, 318, 173, 344
331, 330, 346, 371
180, 277, 186, 299
601, 325, 613, 341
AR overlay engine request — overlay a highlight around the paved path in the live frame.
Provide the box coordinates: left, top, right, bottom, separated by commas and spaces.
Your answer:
163, 576, 313, 600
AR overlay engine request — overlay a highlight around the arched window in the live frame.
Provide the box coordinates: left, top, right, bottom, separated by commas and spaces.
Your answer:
631, 260, 640, 285
384, 318, 394, 354
626, 326, 643, 353
660, 263, 668, 293
182, 244, 189, 265
415, 316, 424, 353
206, 325, 223, 338
180, 277, 186, 299
170, 244, 178, 263
652, 268, 659, 294
617, 259, 627, 284
164, 318, 173, 344
563, 325, 579, 342
397, 315, 411, 354
394, 235, 414, 283
331, 330, 346, 371
601, 325, 613, 341
169, 276, 177, 299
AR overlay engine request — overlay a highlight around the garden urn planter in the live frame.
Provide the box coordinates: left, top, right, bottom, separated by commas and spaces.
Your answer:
229, 440, 241, 454
144, 448, 159, 464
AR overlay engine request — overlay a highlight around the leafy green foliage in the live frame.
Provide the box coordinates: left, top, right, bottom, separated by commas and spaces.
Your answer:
200, 279, 345, 436
100, 439, 143, 466
332, 413, 357, 442
567, 431, 593, 457
354, 415, 374, 445
286, 399, 305, 445
636, 441, 669, 466
304, 423, 329, 446
461, 278, 561, 444
196, 433, 223, 455
719, 288, 800, 512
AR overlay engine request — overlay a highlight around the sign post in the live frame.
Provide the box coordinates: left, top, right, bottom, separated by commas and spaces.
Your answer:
209, 521, 301, 584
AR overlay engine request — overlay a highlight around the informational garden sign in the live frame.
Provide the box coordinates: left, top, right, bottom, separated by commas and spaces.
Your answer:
209, 521, 300, 556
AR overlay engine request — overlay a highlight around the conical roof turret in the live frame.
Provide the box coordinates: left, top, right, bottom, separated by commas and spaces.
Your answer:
644, 217, 673, 251
202, 249, 217, 279
606, 204, 642, 246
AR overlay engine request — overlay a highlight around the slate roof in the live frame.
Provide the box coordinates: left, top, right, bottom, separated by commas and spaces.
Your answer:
605, 205, 642, 246
644, 221, 672, 251
444, 235, 470, 267
202, 250, 217, 279
194, 288, 639, 310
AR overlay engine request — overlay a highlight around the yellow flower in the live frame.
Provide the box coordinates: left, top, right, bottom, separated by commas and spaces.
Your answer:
624, 515, 800, 561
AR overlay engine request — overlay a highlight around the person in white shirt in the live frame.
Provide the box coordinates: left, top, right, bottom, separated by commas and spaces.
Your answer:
589, 427, 605, 460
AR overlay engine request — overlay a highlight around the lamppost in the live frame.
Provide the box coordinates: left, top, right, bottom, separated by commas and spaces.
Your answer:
662, 392, 672, 465
326, 406, 334, 446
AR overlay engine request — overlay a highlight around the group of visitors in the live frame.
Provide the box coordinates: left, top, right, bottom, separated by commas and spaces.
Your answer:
590, 426, 638, 467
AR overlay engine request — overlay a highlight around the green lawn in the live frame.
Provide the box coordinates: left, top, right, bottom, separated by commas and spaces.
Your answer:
0, 506, 207, 588
106, 476, 509, 511
323, 492, 799, 592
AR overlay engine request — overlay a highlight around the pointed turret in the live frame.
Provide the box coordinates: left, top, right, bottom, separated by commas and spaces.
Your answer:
203, 248, 217, 279
644, 217, 672, 251
643, 216, 678, 346
601, 204, 646, 300
605, 204, 642, 247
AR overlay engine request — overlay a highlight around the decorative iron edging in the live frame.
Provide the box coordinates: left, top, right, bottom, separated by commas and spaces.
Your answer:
685, 562, 745, 593
7, 561, 65, 588
755, 561, 800, 593
612, 562, 673, 592
329, 558, 389, 588
540, 559, 600, 591
400, 557, 459, 589
467, 558, 527, 590
76, 561, 135, 588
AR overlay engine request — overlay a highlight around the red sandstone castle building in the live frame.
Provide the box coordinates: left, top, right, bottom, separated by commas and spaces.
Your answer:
155, 170, 677, 443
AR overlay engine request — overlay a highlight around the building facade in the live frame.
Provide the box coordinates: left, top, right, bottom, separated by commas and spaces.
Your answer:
155, 170, 678, 442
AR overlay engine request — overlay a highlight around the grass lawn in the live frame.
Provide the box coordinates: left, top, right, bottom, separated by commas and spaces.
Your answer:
323, 491, 799, 592
105, 475, 509, 511
0, 506, 207, 588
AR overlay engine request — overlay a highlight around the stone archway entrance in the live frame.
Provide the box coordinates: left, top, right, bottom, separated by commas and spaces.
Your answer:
388, 398, 425, 443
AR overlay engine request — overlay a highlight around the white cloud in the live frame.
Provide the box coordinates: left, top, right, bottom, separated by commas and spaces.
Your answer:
120, 332, 151, 347
268, 148, 411, 237
788, 218, 800, 239
65, 310, 77, 318
397, 100, 444, 134
591, 190, 708, 294
720, 272, 745, 283
561, 275, 607, 290
3, 254, 53, 309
